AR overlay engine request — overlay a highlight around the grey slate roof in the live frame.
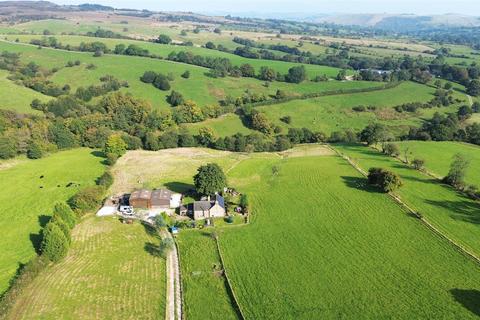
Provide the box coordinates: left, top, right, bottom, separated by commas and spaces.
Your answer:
193, 201, 212, 211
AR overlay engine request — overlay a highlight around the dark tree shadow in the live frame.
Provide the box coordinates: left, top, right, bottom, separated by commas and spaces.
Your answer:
401, 175, 438, 184
450, 289, 480, 316
341, 176, 382, 193
90, 150, 106, 158
164, 182, 195, 195
425, 199, 480, 224
38, 214, 51, 228
141, 221, 160, 239
144, 242, 161, 257
29, 232, 43, 254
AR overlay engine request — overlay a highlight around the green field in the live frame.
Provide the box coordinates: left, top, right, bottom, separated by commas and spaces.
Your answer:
109, 146, 479, 319
0, 148, 105, 295
185, 114, 254, 137
0, 35, 348, 77
176, 230, 239, 320
0, 70, 50, 113
334, 143, 480, 258
397, 141, 480, 186
0, 40, 381, 110
5, 216, 166, 319
257, 81, 454, 134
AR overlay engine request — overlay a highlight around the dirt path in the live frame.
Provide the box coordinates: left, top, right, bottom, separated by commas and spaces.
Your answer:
162, 230, 182, 320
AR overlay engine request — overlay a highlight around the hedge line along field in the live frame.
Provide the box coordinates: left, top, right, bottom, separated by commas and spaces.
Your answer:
397, 141, 480, 186
176, 230, 239, 320
185, 113, 255, 137
5, 216, 166, 320
0, 148, 105, 295
1, 34, 350, 77
218, 152, 480, 319
334, 143, 480, 258
0, 40, 381, 111
257, 81, 454, 134
0, 70, 50, 113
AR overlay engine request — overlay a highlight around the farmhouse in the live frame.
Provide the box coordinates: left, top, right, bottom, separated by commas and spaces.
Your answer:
193, 195, 226, 220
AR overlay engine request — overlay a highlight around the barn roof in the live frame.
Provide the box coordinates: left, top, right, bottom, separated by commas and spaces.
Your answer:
151, 189, 173, 201
130, 189, 151, 200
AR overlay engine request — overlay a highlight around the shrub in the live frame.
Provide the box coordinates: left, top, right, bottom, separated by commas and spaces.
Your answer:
153, 76, 171, 91
367, 167, 403, 193
140, 71, 157, 83
97, 171, 114, 188
280, 115, 292, 124
181, 70, 190, 79
68, 186, 105, 216
383, 143, 400, 157
225, 215, 234, 223
412, 158, 425, 171
51, 218, 71, 244
26, 140, 44, 159
52, 202, 77, 229
41, 222, 69, 262
167, 90, 185, 107
240, 194, 249, 209
0, 136, 17, 159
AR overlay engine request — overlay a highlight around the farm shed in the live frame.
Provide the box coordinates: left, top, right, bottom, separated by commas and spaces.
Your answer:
151, 189, 172, 208
129, 189, 152, 208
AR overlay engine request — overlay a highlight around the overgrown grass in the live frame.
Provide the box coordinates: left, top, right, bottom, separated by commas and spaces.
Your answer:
4, 217, 166, 319
0, 148, 105, 295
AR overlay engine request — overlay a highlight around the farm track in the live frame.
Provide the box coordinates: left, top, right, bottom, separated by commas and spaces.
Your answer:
328, 144, 480, 265
162, 230, 182, 320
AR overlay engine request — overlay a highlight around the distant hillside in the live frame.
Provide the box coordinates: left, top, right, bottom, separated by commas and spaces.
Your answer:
305, 13, 480, 30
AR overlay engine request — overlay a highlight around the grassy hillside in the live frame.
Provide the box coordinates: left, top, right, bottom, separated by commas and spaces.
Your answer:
5, 217, 166, 319
257, 81, 451, 134
397, 141, 480, 186
0, 40, 379, 110
220, 153, 480, 319
0, 70, 50, 113
0, 148, 105, 295
334, 144, 480, 258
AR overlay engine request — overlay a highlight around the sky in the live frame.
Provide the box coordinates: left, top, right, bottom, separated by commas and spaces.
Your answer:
55, 0, 480, 16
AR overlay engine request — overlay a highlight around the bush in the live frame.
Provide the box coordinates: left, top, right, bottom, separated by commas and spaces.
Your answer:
41, 222, 69, 262
97, 171, 114, 188
68, 186, 105, 216
51, 218, 71, 244
412, 158, 425, 171
280, 115, 292, 124
181, 70, 190, 79
52, 202, 77, 229
140, 71, 157, 83
383, 143, 400, 157
367, 167, 403, 193
225, 215, 234, 223
26, 141, 44, 159
153, 76, 171, 91
0, 136, 17, 159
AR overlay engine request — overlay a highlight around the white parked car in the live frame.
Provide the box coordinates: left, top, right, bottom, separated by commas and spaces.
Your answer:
119, 205, 134, 215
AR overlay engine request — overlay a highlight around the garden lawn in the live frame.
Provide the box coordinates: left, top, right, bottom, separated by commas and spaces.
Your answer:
397, 141, 480, 186
334, 143, 480, 258
0, 148, 105, 295
219, 154, 480, 319
5, 216, 166, 320
176, 230, 239, 320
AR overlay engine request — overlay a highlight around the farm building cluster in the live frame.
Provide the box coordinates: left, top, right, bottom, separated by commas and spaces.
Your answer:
97, 188, 228, 221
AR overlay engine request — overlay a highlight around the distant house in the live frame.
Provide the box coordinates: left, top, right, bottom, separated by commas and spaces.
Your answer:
193, 195, 226, 220
129, 188, 182, 210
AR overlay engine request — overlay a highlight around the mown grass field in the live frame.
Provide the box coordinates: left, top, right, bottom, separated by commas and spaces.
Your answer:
219, 152, 480, 319
397, 141, 480, 186
0, 70, 50, 113
176, 230, 239, 320
257, 81, 455, 134
5, 216, 166, 320
0, 148, 105, 295
334, 143, 480, 258
108, 146, 480, 319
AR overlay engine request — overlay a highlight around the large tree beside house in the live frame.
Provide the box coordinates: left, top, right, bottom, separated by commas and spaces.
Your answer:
193, 163, 227, 196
